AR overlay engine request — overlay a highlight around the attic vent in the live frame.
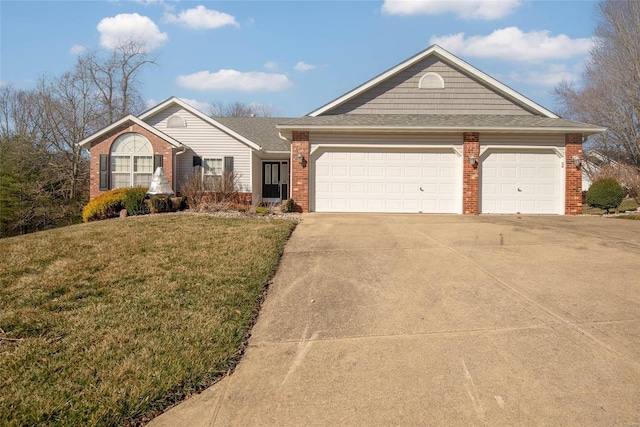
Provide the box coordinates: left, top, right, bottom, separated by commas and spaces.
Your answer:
419, 72, 445, 89
167, 115, 186, 128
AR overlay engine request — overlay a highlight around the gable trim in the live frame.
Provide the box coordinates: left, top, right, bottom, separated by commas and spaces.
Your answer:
308, 45, 559, 119
139, 97, 263, 151
77, 115, 183, 149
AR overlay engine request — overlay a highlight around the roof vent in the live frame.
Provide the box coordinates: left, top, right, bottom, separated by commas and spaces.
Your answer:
419, 72, 444, 89
167, 115, 186, 128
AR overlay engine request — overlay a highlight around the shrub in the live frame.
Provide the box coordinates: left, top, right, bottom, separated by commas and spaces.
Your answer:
281, 198, 295, 213
82, 189, 129, 222
149, 196, 172, 213
592, 163, 640, 202
586, 178, 625, 213
125, 187, 149, 216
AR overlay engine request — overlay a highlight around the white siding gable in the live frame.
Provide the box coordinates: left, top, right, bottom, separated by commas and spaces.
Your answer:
144, 105, 253, 192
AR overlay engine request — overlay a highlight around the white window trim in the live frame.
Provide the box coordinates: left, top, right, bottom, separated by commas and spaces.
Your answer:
203, 158, 223, 177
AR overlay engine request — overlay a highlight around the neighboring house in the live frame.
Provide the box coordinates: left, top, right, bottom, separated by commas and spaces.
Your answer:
79, 45, 606, 214
582, 150, 617, 191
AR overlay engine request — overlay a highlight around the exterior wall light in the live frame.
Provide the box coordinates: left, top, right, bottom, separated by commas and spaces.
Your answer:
469, 155, 478, 167
572, 155, 582, 169
297, 153, 304, 164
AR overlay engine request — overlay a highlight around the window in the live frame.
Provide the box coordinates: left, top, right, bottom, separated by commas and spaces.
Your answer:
419, 72, 445, 89
110, 133, 153, 189
203, 158, 222, 189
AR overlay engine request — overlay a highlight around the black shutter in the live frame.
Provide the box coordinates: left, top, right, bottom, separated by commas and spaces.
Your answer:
224, 156, 234, 172
99, 154, 109, 191
193, 156, 202, 167
154, 154, 163, 171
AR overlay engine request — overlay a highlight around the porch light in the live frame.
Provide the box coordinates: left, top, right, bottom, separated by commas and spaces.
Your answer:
297, 153, 304, 164
572, 155, 582, 169
469, 155, 478, 167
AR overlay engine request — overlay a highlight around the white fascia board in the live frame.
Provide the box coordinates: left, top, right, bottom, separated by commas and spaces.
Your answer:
76, 115, 183, 149
277, 125, 607, 136
308, 45, 559, 119
139, 96, 263, 151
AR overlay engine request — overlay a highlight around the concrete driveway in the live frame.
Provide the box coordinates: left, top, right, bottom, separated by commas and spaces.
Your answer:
150, 214, 640, 426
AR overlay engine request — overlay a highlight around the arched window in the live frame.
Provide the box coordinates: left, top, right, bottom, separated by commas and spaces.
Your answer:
419, 72, 445, 89
110, 133, 154, 189
167, 114, 186, 128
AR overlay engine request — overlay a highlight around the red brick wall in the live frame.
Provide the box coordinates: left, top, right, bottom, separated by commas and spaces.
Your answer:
89, 122, 176, 200
291, 131, 310, 213
565, 133, 583, 215
463, 132, 480, 215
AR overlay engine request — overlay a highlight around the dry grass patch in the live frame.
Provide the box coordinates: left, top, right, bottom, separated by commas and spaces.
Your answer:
583, 197, 639, 214
0, 215, 295, 426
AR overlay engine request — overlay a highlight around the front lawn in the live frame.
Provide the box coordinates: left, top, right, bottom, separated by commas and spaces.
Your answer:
0, 214, 295, 426
582, 197, 639, 215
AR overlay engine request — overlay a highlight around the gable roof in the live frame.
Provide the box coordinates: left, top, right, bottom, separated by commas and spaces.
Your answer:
308, 44, 559, 119
77, 114, 183, 149
214, 117, 291, 152
139, 97, 263, 151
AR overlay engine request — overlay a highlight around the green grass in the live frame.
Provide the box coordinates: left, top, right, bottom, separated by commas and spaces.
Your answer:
582, 197, 639, 215
0, 214, 295, 426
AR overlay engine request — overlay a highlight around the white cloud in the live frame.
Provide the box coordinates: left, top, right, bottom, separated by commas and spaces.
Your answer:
164, 5, 238, 30
294, 61, 316, 72
382, 0, 520, 20
264, 61, 278, 71
97, 13, 168, 51
178, 97, 211, 112
430, 27, 593, 63
510, 64, 581, 87
69, 44, 87, 55
176, 69, 292, 92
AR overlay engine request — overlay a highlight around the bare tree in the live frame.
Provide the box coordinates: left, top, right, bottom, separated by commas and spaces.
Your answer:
82, 40, 156, 126
554, 0, 640, 167
0, 38, 157, 234
208, 100, 278, 117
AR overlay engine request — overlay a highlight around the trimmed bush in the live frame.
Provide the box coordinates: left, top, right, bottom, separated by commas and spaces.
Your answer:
586, 178, 625, 213
82, 189, 129, 222
149, 196, 172, 213
281, 198, 295, 213
125, 187, 149, 216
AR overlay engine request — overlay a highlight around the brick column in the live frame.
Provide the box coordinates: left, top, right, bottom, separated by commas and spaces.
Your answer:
291, 131, 310, 213
565, 133, 583, 215
463, 132, 480, 215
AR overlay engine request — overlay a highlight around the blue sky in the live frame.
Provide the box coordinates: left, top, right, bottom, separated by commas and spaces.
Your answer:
1, 1, 599, 117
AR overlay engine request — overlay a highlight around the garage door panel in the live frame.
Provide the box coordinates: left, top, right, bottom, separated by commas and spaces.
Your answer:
314, 149, 461, 213
480, 150, 561, 214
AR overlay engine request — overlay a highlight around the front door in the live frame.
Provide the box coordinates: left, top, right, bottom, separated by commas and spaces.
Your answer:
262, 161, 289, 202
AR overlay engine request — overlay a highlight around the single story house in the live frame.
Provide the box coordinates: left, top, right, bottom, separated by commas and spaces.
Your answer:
78, 45, 605, 215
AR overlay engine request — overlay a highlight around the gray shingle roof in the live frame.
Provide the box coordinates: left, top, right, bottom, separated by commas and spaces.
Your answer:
214, 117, 292, 152
277, 114, 606, 135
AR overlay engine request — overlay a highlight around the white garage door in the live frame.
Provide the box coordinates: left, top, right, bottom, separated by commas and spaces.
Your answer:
313, 149, 461, 213
480, 150, 562, 214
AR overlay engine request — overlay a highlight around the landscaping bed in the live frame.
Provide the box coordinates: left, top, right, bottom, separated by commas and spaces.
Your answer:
0, 214, 295, 426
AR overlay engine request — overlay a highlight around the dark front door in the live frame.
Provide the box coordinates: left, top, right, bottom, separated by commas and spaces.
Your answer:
262, 162, 280, 199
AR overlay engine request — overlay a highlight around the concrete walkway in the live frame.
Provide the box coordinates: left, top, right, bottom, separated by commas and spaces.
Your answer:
149, 214, 640, 426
